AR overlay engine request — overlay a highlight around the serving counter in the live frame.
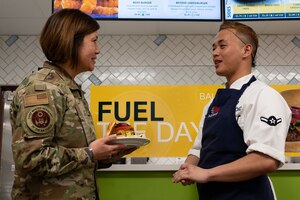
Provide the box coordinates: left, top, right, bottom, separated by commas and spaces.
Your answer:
97, 163, 300, 200
99, 163, 300, 171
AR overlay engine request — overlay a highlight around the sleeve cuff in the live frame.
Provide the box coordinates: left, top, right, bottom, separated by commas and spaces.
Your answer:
246, 143, 286, 166
84, 147, 94, 162
188, 149, 200, 158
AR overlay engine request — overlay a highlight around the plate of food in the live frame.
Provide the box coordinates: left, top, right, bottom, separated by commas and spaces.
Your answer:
113, 137, 150, 147
106, 122, 150, 148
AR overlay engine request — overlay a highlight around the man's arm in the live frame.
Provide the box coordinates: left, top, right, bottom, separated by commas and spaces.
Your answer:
185, 154, 199, 166
173, 151, 279, 184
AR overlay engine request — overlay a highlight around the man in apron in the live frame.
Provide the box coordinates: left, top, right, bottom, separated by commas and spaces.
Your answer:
172, 22, 291, 200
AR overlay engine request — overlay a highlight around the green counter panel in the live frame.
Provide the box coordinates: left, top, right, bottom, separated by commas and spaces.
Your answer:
270, 171, 300, 200
97, 170, 300, 200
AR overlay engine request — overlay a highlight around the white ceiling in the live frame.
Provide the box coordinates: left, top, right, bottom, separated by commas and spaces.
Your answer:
0, 0, 300, 35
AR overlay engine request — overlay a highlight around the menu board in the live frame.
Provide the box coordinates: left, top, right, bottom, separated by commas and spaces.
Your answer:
52, 0, 221, 21
225, 0, 300, 20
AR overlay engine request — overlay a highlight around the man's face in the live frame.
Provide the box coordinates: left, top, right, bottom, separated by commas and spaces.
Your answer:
212, 29, 247, 79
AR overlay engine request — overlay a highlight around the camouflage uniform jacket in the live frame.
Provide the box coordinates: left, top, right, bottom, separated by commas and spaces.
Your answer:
10, 62, 99, 200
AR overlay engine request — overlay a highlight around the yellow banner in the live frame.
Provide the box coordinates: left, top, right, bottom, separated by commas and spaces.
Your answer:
90, 85, 220, 157
90, 85, 300, 157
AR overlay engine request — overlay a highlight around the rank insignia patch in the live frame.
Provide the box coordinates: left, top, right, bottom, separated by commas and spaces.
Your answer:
260, 116, 282, 126
26, 106, 54, 134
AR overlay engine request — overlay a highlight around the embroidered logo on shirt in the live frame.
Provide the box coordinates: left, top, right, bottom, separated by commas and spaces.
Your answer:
260, 116, 282, 126
207, 106, 220, 118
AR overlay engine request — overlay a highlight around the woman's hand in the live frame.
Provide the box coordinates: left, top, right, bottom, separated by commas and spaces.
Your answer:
89, 135, 129, 161
110, 147, 138, 162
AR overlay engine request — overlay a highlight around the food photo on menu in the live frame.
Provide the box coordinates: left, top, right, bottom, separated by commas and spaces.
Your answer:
53, 0, 119, 18
281, 89, 300, 152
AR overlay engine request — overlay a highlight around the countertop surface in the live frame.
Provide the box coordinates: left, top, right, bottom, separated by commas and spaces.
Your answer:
99, 163, 300, 171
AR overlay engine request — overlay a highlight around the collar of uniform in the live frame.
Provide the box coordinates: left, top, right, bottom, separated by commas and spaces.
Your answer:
228, 73, 254, 90
42, 61, 81, 91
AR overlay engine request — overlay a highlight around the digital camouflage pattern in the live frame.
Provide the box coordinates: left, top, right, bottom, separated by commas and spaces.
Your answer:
10, 62, 99, 200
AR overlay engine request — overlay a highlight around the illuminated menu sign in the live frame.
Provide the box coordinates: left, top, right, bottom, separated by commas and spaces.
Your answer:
118, 0, 221, 20
225, 0, 300, 20
53, 0, 221, 21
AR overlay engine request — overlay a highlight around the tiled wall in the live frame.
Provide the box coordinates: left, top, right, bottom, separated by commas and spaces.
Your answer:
1, 34, 300, 164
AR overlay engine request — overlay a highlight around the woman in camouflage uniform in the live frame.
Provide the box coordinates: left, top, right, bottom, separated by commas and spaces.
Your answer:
10, 9, 133, 200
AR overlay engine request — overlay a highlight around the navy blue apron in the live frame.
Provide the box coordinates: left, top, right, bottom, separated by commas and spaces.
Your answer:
197, 76, 274, 200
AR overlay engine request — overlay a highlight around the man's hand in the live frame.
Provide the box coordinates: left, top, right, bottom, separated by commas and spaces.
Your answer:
172, 163, 210, 184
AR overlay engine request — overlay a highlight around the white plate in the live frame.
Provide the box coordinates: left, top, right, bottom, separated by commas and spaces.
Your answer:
113, 137, 150, 148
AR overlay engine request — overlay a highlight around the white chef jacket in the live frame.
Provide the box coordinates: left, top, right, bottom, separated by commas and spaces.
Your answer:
188, 73, 291, 166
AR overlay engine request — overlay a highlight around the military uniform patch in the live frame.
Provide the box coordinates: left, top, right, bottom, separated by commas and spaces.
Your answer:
260, 115, 282, 126
26, 106, 54, 134
24, 92, 49, 107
